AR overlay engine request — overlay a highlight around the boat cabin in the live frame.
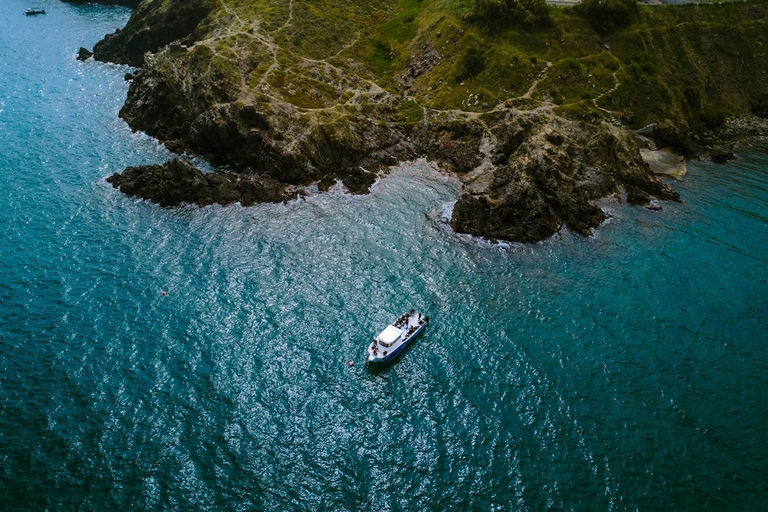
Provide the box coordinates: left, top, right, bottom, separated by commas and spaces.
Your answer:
376, 325, 402, 348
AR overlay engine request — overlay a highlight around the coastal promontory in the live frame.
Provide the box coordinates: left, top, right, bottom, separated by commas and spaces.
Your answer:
85, 0, 768, 242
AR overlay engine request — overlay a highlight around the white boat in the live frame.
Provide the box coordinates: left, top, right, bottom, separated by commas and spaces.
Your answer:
367, 310, 429, 364
24, 7, 46, 15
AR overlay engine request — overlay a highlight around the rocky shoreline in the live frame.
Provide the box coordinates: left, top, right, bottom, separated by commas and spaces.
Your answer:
80, 0, 767, 243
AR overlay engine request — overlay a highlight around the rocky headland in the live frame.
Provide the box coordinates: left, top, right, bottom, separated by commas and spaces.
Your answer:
80, 0, 768, 242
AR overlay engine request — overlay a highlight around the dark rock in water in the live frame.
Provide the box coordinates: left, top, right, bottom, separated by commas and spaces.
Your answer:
106, 158, 296, 207
76, 47, 93, 61
124, 72, 135, 82
317, 175, 336, 192
711, 149, 736, 164
341, 167, 377, 194
625, 185, 651, 206
93, 0, 216, 67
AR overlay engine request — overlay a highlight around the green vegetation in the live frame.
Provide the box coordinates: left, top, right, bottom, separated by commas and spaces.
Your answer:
575, 0, 638, 35
457, 47, 486, 80
152, 0, 768, 134
471, 0, 552, 31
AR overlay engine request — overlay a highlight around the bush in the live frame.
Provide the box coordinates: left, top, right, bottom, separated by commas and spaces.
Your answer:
576, 0, 638, 35
458, 48, 486, 80
699, 106, 726, 130
559, 58, 582, 71
472, 0, 551, 31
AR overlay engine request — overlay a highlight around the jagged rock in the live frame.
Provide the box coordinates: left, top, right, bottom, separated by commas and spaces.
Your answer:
124, 72, 135, 81
626, 186, 651, 206
397, 43, 441, 89
450, 115, 679, 241
106, 158, 295, 207
76, 47, 93, 61
341, 167, 378, 194
711, 149, 736, 164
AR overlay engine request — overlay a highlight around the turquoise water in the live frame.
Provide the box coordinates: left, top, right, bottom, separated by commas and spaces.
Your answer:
2, 1, 768, 510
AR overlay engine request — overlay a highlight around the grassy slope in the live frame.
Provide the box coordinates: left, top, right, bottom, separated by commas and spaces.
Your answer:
148, 0, 768, 135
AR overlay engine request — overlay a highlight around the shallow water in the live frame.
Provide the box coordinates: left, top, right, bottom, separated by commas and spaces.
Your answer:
1, 1, 768, 510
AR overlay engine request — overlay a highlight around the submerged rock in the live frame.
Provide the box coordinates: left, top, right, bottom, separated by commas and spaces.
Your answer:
106, 158, 296, 207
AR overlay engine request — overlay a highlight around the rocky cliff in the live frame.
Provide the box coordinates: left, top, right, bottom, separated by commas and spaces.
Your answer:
93, 0, 216, 67
85, 0, 768, 242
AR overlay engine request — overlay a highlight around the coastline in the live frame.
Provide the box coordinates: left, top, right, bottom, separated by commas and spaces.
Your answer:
73, 0, 768, 243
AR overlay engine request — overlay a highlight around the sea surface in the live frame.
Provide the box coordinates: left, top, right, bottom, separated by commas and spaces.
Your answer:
1, 2, 767, 510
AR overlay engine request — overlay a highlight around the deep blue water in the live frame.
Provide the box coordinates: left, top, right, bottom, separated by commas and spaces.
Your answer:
1, 1, 768, 510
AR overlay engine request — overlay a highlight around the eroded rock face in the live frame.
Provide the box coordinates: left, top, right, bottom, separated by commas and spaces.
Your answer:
106, 158, 297, 207
92, 0, 215, 66
450, 114, 680, 241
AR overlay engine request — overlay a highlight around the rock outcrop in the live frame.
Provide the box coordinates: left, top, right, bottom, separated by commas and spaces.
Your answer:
76, 47, 93, 61
106, 158, 298, 207
448, 113, 679, 241
92, 0, 215, 67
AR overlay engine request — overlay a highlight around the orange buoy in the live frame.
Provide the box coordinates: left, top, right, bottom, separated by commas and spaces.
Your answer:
161, 291, 167, 297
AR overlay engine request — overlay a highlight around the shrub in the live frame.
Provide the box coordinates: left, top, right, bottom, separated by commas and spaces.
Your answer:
559, 58, 583, 71
472, 0, 552, 31
457, 48, 486, 80
699, 106, 726, 130
576, 0, 638, 35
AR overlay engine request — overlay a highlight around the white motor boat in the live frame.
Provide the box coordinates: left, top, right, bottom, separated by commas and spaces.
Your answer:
367, 310, 429, 364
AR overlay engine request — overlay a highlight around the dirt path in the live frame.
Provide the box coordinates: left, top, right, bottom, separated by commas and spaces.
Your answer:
198, 3, 629, 128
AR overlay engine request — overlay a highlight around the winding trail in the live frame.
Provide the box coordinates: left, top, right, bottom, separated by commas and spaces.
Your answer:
592, 55, 623, 122
276, 0, 293, 35
194, 2, 629, 130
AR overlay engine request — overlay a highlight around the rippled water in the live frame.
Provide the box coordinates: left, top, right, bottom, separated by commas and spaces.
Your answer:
2, 2, 768, 510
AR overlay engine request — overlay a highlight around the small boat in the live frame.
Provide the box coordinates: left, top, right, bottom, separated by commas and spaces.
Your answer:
24, 8, 46, 15
367, 310, 429, 364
